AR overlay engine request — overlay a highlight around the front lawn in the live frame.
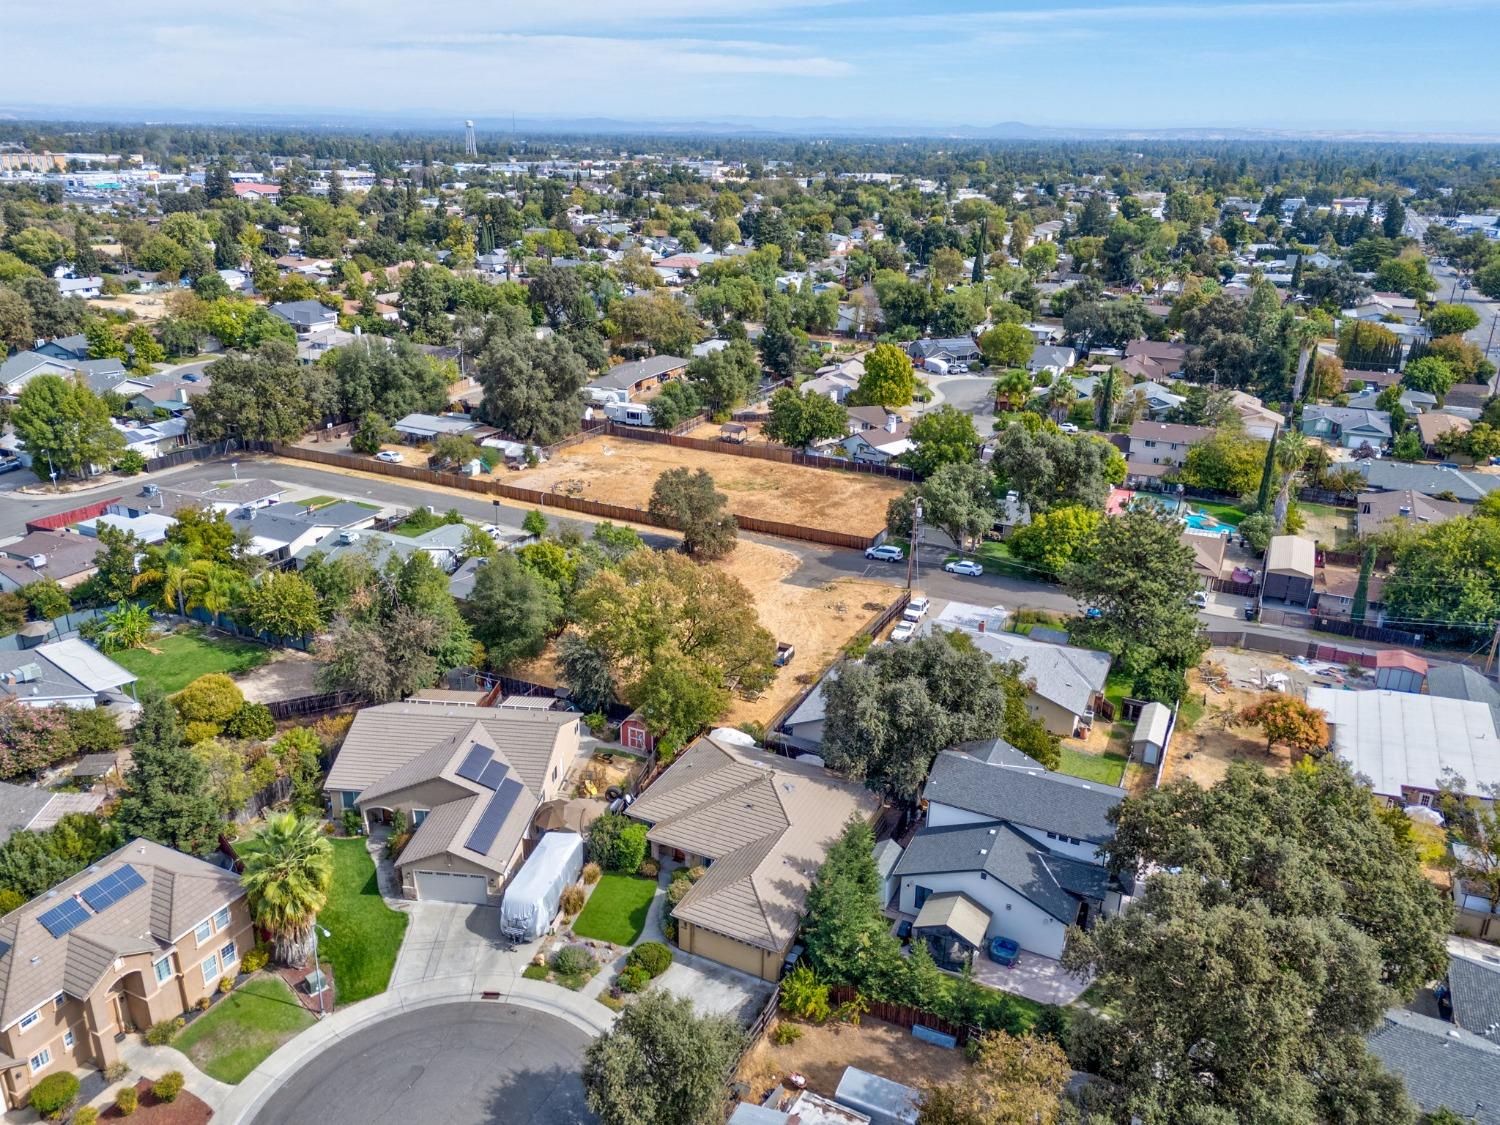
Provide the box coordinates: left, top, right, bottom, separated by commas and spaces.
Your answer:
570, 874, 657, 945
1190, 500, 1249, 525
112, 630, 273, 695
1058, 746, 1127, 787
173, 976, 315, 1084
319, 839, 408, 1004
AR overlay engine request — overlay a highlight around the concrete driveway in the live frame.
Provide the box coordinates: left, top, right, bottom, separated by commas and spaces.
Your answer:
391, 902, 535, 986
654, 950, 776, 1024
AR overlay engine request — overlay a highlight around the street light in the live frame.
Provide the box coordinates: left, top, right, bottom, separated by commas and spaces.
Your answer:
230, 461, 239, 479
492, 498, 500, 529
311, 923, 332, 1017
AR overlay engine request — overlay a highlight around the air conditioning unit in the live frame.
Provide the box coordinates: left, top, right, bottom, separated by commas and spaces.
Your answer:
14, 663, 42, 684
26, 554, 46, 570
338, 530, 359, 545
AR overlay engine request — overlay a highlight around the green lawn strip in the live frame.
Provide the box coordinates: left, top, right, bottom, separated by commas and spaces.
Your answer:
570, 874, 657, 945
112, 631, 274, 695
1177, 692, 1206, 730
522, 963, 548, 981
173, 976, 315, 1084
1057, 746, 1127, 787
1102, 671, 1133, 715
319, 839, 408, 1004
1189, 500, 1249, 525
296, 495, 337, 509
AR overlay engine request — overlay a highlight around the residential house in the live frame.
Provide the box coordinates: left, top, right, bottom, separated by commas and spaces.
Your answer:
1344, 292, 1420, 326
126, 378, 207, 417
75, 511, 175, 545
625, 731, 879, 981
1121, 339, 1188, 381
908, 338, 981, 367
1416, 412, 1472, 455
1120, 380, 1184, 420
1182, 531, 1229, 585
1347, 387, 1437, 416
777, 665, 838, 753
1343, 368, 1403, 392
326, 701, 580, 903
1126, 421, 1213, 469
390, 413, 487, 443
1300, 404, 1392, 449
1365, 1010, 1500, 1124
0, 783, 104, 847
1445, 949, 1500, 1046
1022, 322, 1066, 345
0, 839, 253, 1110
54, 275, 102, 300
1229, 391, 1285, 440
33, 336, 90, 363
267, 300, 337, 335
1444, 383, 1494, 420
294, 523, 469, 575
1426, 664, 1500, 733
802, 360, 863, 404
841, 410, 913, 463
584, 356, 687, 405
0, 532, 100, 592
233, 182, 280, 201
233, 501, 376, 562
891, 739, 1127, 963
147, 478, 287, 517
110, 418, 188, 462
0, 352, 75, 398
1026, 345, 1078, 378
1355, 460, 1500, 503
0, 641, 137, 710
1263, 535, 1317, 606
296, 326, 358, 365
1314, 564, 1384, 623
922, 603, 1111, 737
1306, 687, 1500, 807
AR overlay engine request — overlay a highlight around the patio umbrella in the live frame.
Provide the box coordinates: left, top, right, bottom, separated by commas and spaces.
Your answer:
1403, 805, 1445, 827
534, 798, 607, 833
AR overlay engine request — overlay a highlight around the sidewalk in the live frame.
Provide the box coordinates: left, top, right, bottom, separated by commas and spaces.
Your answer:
1, 1039, 233, 1124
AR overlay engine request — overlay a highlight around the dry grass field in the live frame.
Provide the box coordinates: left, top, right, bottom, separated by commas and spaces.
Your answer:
511, 434, 905, 537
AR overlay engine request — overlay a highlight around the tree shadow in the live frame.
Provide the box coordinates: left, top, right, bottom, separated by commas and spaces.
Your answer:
480, 1060, 596, 1124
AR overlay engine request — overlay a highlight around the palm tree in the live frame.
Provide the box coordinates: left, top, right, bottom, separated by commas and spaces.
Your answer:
993, 368, 1032, 412
1046, 379, 1078, 424
131, 545, 193, 619
238, 813, 334, 967
1271, 430, 1310, 532
181, 560, 244, 634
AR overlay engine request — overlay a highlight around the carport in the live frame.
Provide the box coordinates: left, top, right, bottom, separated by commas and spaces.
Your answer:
413, 869, 489, 904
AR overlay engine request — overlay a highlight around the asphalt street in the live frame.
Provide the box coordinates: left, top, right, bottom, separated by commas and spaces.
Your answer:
250, 1002, 595, 1125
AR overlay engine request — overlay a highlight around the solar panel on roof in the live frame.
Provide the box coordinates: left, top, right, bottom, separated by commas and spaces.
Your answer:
455, 745, 493, 785
465, 778, 523, 855
80, 865, 146, 913
38, 899, 90, 939
476, 760, 508, 790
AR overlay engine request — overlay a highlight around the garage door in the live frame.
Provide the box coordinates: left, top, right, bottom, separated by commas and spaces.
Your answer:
414, 870, 489, 904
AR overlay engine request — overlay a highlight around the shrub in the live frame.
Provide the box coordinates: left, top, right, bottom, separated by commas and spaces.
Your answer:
627, 942, 673, 978
104, 1061, 129, 1082
637, 859, 659, 879
779, 964, 830, 1023
222, 701, 276, 740
114, 450, 148, 476
174, 673, 243, 727
560, 884, 586, 916
181, 720, 221, 746
341, 810, 363, 837
144, 1020, 177, 1046
616, 965, 650, 993
552, 946, 595, 977
73, 1107, 100, 1125
666, 878, 693, 909
581, 862, 601, 885
686, 865, 707, 883
152, 1072, 185, 1103
584, 712, 609, 737
194, 996, 210, 1011
240, 944, 270, 973
218, 974, 234, 993
116, 1086, 138, 1116
613, 823, 648, 873
28, 1071, 79, 1118
772, 1021, 803, 1046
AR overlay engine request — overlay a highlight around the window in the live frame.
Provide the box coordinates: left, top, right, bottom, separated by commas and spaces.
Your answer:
28, 1049, 49, 1074
19, 1010, 39, 1032
201, 954, 220, 984
412, 810, 428, 827
913, 885, 932, 909
220, 941, 237, 967
153, 956, 172, 985
63, 1031, 74, 1049
213, 906, 231, 931
341, 791, 357, 811
195, 920, 212, 944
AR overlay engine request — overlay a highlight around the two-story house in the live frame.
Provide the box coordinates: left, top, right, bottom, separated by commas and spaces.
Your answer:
1126, 420, 1214, 469
890, 739, 1128, 966
0, 840, 252, 1110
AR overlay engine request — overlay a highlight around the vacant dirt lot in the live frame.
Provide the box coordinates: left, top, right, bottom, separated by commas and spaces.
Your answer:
511, 435, 905, 537
685, 417, 772, 445
720, 540, 897, 727
738, 1017, 962, 1104
1161, 659, 1298, 787
91, 292, 171, 321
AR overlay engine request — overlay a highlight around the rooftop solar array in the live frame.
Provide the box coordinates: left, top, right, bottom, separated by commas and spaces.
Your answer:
38, 898, 90, 939
477, 760, 508, 790
80, 865, 146, 913
465, 778, 524, 855
455, 745, 492, 784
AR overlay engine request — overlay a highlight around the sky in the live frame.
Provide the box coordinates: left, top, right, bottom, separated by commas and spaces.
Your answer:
5, 0, 1498, 134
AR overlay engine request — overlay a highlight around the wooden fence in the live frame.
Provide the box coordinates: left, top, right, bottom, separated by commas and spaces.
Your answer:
598, 422, 918, 481
272, 443, 881, 551
827, 985, 973, 1045
1208, 576, 1261, 597
265, 691, 361, 721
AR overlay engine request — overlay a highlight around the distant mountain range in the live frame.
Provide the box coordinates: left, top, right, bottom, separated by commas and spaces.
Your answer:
3, 102, 1499, 144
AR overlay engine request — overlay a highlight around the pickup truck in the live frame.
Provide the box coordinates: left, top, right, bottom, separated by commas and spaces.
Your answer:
774, 643, 796, 667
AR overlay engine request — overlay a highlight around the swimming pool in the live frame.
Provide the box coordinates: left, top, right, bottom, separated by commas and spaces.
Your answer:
1182, 509, 1236, 534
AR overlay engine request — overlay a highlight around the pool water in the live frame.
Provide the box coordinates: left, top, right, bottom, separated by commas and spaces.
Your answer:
1182, 510, 1235, 533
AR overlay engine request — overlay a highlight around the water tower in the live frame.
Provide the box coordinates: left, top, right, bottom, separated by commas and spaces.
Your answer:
464, 120, 477, 157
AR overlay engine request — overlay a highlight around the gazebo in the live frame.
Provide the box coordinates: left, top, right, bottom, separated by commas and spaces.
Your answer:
912, 891, 991, 972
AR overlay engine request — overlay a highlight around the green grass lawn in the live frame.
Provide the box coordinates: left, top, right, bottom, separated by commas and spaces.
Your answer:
320, 839, 408, 1004
1103, 671, 1134, 715
571, 874, 657, 945
173, 976, 315, 1084
1178, 692, 1206, 730
112, 630, 274, 695
1057, 746, 1128, 787
1189, 500, 1249, 525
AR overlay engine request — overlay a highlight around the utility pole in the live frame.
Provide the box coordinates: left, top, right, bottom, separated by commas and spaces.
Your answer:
905, 498, 923, 593
1486, 618, 1500, 677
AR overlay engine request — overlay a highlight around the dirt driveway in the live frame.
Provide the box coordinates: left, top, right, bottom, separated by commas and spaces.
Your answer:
737, 1017, 962, 1104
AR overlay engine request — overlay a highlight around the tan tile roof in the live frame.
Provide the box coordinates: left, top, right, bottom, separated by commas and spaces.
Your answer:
629, 734, 879, 953
0, 839, 243, 1028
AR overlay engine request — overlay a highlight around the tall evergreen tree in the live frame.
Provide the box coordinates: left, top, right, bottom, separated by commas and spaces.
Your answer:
113, 690, 223, 854
971, 218, 987, 283
1256, 425, 1279, 513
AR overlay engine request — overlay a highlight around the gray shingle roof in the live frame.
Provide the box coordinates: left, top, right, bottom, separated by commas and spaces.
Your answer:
1366, 1009, 1500, 1123
922, 747, 1125, 843
591, 355, 687, 391
891, 821, 1108, 923
1357, 460, 1500, 502
1449, 951, 1500, 1043
0, 784, 53, 845
922, 625, 1110, 718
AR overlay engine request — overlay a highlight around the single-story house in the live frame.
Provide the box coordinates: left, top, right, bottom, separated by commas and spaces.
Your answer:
0, 783, 104, 846
1343, 368, 1403, 392
325, 701, 580, 903
1301, 405, 1392, 449
0, 640, 136, 710
34, 335, 90, 363
296, 326, 358, 365
1263, 535, 1317, 606
110, 418, 188, 461
76, 512, 176, 545
891, 738, 1127, 962
294, 522, 469, 575
585, 356, 687, 405
1027, 345, 1078, 377
1348, 387, 1437, 416
1355, 460, 1500, 503
1229, 391, 1285, 440
1126, 420, 1213, 469
0, 838, 254, 1110
1307, 687, 1500, 807
54, 275, 102, 300
390, 412, 487, 442
1416, 412, 1472, 454
1122, 339, 1187, 380
908, 337, 981, 366
922, 604, 1111, 736
267, 300, 337, 335
1446, 947, 1500, 1047
0, 352, 75, 397
626, 730, 879, 981
0, 531, 100, 592
234, 501, 376, 561
1183, 531, 1229, 584
145, 478, 286, 518
1356, 490, 1467, 537
1365, 1010, 1500, 1124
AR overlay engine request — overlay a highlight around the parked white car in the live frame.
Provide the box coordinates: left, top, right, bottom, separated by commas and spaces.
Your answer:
865, 544, 905, 562
943, 559, 984, 576
890, 620, 917, 642
1058, 422, 1080, 434
374, 450, 403, 463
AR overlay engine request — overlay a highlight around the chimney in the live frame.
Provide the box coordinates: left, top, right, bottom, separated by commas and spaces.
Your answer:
977, 619, 986, 633
884, 413, 898, 433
